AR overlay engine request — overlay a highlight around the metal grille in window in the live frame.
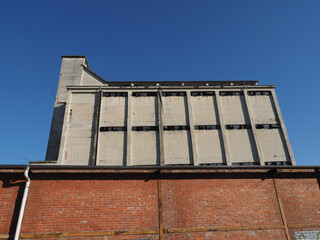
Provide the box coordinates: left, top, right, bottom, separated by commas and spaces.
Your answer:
194, 125, 221, 130
161, 92, 186, 97
247, 91, 271, 96
191, 91, 215, 96
163, 126, 190, 131
232, 162, 260, 166
225, 124, 251, 130
100, 126, 126, 131
256, 124, 280, 129
219, 91, 243, 96
165, 164, 192, 166
132, 126, 159, 131
199, 163, 227, 166
265, 161, 292, 166
132, 92, 157, 97
103, 92, 127, 97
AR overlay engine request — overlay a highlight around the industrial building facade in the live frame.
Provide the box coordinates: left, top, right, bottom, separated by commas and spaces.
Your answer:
44, 56, 295, 166
1, 57, 319, 240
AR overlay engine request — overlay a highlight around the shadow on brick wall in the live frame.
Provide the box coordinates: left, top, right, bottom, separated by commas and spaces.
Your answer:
1, 174, 25, 239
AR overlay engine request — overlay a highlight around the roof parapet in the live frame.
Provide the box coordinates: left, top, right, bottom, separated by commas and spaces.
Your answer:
61, 55, 89, 68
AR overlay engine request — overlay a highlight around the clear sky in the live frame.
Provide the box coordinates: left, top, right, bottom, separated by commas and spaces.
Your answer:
0, 1, 319, 165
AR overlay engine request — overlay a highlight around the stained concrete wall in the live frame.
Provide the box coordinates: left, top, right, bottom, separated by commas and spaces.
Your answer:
45, 56, 102, 161
46, 56, 295, 166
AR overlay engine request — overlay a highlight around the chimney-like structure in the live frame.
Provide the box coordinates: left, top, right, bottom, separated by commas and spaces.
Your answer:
46, 56, 89, 161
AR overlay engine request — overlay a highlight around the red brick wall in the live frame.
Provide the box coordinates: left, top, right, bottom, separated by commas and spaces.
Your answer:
277, 178, 320, 226
162, 178, 282, 229
0, 169, 319, 240
0, 174, 24, 237
22, 179, 159, 233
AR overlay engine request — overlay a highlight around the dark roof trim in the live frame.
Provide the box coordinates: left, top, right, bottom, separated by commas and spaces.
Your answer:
61, 55, 87, 59
79, 61, 259, 87
105, 80, 259, 87
0, 164, 319, 170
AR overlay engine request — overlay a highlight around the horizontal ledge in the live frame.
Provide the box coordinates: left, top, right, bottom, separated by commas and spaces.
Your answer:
288, 223, 320, 229
3, 224, 320, 239
20, 229, 158, 239
165, 224, 285, 233
1, 165, 320, 173
66, 85, 275, 90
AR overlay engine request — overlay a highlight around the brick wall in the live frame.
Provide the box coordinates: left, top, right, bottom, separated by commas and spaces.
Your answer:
0, 168, 319, 240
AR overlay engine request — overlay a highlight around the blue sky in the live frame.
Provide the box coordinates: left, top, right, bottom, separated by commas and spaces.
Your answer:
0, 0, 319, 165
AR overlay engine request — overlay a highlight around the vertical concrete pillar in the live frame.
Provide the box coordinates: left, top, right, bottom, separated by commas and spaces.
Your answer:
186, 91, 199, 165
126, 91, 132, 166
271, 89, 296, 165
95, 90, 104, 165
215, 90, 231, 165
243, 89, 263, 165
157, 91, 165, 166
46, 56, 88, 161
91, 90, 102, 166
57, 91, 72, 165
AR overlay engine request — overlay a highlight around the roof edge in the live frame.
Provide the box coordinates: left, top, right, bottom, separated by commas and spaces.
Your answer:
61, 55, 89, 68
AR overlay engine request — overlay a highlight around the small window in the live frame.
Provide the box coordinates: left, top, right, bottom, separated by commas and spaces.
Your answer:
191, 91, 215, 96
219, 91, 242, 96
265, 161, 292, 166
132, 126, 158, 131
132, 92, 157, 97
103, 92, 127, 97
247, 91, 271, 96
225, 124, 251, 130
199, 163, 227, 166
194, 125, 221, 130
163, 125, 190, 131
161, 92, 186, 97
100, 126, 126, 131
232, 162, 260, 166
256, 124, 280, 129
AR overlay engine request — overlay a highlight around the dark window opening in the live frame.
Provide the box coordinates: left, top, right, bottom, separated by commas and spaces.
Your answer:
165, 164, 192, 166
103, 92, 127, 97
247, 91, 271, 96
256, 124, 280, 129
163, 125, 190, 131
199, 163, 227, 166
132, 92, 157, 97
265, 161, 292, 166
100, 126, 126, 131
191, 91, 215, 96
194, 125, 221, 130
225, 124, 251, 130
232, 162, 260, 166
132, 126, 159, 131
219, 91, 243, 96
161, 92, 186, 97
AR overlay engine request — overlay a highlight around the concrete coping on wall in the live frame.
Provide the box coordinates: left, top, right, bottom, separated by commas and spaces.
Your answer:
0, 165, 319, 174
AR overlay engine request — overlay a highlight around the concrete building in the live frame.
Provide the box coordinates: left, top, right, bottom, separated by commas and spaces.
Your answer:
2, 56, 320, 240
43, 56, 295, 166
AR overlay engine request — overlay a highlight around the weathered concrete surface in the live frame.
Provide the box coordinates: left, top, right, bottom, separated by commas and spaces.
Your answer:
45, 56, 105, 161
45, 57, 296, 166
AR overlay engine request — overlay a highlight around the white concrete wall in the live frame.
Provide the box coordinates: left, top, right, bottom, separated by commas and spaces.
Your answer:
48, 58, 295, 166
63, 93, 96, 165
